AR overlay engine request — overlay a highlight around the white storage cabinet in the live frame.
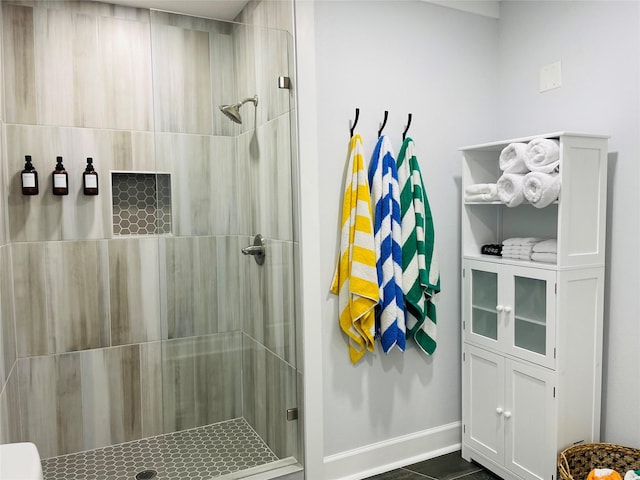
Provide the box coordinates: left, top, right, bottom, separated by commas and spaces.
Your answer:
460, 133, 608, 480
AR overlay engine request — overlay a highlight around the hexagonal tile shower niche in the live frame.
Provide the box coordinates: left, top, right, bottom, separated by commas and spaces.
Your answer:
111, 172, 172, 235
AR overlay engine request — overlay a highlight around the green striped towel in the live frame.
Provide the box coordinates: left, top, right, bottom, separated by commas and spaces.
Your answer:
396, 137, 440, 355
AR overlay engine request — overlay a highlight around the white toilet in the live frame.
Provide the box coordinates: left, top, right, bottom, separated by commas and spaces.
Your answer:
0, 442, 44, 480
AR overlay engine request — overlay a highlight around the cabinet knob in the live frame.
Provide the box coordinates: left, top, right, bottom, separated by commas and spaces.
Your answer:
496, 407, 503, 415
496, 305, 504, 312
504, 411, 512, 419
504, 305, 512, 313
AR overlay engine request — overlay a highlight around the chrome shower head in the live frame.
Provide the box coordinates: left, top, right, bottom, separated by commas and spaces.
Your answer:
218, 95, 258, 124
219, 104, 242, 124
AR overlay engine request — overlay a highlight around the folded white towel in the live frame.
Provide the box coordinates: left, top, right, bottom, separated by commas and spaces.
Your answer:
503, 237, 543, 246
533, 239, 557, 253
502, 252, 532, 261
497, 173, 526, 207
523, 171, 561, 208
464, 192, 499, 202
465, 183, 497, 196
502, 246, 534, 255
502, 248, 534, 260
531, 252, 557, 264
525, 138, 560, 173
499, 143, 530, 173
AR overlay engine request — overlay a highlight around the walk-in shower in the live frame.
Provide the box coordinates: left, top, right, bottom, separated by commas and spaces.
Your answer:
0, 2, 301, 480
219, 95, 259, 124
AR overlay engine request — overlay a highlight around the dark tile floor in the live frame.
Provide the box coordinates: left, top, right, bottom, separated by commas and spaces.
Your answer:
364, 451, 502, 480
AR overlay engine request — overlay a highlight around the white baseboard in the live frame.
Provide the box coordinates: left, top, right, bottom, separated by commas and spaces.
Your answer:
323, 421, 462, 480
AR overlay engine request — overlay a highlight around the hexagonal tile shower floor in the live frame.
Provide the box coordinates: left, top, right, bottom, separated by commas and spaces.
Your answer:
41, 418, 278, 480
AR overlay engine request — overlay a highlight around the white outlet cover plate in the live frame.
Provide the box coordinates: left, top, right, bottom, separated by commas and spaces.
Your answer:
540, 61, 562, 92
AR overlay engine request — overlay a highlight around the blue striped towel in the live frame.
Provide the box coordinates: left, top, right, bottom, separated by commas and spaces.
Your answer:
368, 136, 406, 353
397, 138, 440, 354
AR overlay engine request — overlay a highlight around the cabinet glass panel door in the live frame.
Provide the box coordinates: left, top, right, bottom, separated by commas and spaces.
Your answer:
471, 269, 498, 341
505, 267, 556, 368
513, 276, 546, 355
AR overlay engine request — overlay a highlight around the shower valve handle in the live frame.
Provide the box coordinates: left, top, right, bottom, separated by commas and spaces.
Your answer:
242, 234, 265, 265
242, 245, 264, 255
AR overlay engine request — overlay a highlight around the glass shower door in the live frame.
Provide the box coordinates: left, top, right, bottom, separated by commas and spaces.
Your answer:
149, 10, 301, 480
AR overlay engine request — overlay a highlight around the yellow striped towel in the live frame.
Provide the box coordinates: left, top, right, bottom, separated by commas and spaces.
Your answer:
330, 134, 379, 364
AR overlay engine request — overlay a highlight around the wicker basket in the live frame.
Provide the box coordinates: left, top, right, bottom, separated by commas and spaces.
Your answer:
558, 443, 640, 480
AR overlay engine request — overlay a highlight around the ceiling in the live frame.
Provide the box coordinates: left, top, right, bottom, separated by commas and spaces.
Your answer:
97, 1, 502, 23
96, 0, 251, 21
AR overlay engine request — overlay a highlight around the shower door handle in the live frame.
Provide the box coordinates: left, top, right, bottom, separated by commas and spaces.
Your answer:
242, 234, 265, 265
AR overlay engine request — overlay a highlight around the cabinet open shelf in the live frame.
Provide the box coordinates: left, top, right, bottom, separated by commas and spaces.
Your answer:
464, 200, 559, 206
466, 254, 558, 268
461, 132, 608, 268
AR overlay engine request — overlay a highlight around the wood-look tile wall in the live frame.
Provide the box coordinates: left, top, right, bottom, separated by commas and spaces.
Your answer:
10, 333, 244, 458
108, 237, 162, 346
154, 133, 239, 236
149, 10, 237, 138
0, 0, 299, 461
2, 3, 153, 129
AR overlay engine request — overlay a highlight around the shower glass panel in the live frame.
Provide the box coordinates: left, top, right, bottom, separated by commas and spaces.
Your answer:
150, 11, 301, 480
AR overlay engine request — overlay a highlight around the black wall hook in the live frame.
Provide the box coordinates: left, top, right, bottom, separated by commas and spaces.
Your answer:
378, 110, 388, 138
402, 113, 413, 140
350, 108, 360, 138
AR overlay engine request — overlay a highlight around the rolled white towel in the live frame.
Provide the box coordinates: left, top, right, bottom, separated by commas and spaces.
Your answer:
533, 239, 557, 253
499, 143, 530, 173
531, 252, 557, 264
497, 173, 526, 207
465, 183, 497, 196
523, 171, 561, 208
499, 143, 529, 173
525, 138, 560, 173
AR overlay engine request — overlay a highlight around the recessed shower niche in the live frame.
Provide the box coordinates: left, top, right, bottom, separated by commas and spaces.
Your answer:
111, 172, 172, 236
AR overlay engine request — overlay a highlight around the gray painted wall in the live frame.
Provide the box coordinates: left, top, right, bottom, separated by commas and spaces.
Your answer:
314, 0, 500, 456
497, 0, 640, 448
312, 0, 639, 463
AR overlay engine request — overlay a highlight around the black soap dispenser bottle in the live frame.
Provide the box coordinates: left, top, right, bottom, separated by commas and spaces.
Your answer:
21, 155, 39, 195
83, 157, 99, 196
52, 156, 69, 196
